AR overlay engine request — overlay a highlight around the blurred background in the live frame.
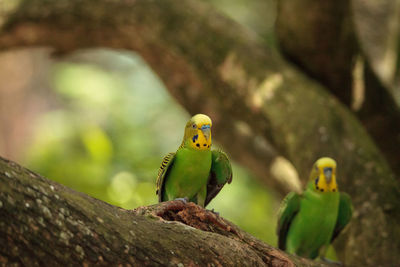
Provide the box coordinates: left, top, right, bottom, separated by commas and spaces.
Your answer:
0, 0, 399, 252
0, 0, 281, 246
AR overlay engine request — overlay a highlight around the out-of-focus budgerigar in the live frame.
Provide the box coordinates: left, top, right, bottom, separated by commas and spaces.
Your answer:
277, 157, 352, 260
156, 114, 232, 207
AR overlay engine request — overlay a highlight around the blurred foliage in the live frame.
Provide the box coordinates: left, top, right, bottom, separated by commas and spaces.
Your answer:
23, 51, 279, 245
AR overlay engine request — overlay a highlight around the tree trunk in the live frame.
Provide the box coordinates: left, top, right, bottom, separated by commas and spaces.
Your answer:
276, 0, 400, 178
0, 0, 399, 265
0, 156, 327, 267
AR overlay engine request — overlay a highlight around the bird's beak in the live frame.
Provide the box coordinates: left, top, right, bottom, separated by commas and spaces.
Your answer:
323, 167, 333, 184
200, 125, 211, 141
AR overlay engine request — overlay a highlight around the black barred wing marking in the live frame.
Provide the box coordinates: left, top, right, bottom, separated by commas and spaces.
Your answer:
156, 152, 176, 202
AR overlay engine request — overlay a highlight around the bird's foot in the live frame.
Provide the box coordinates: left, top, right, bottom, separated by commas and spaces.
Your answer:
174, 197, 189, 203
321, 257, 342, 266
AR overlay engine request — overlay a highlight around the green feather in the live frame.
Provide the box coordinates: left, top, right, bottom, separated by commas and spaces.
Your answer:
331, 192, 353, 242
156, 114, 232, 207
157, 147, 211, 206
156, 148, 233, 207
204, 150, 233, 207
156, 152, 175, 202
285, 187, 339, 258
276, 157, 352, 259
277, 192, 301, 251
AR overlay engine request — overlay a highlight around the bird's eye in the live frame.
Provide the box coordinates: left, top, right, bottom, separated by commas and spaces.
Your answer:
192, 124, 197, 129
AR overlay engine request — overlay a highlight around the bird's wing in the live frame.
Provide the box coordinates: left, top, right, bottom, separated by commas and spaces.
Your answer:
277, 192, 301, 250
156, 152, 176, 202
331, 192, 353, 242
204, 150, 232, 207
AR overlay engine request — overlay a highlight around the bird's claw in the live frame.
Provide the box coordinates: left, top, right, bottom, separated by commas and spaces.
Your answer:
174, 197, 189, 203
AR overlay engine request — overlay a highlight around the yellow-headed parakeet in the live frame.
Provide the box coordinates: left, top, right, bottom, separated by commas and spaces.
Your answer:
156, 114, 232, 207
277, 157, 352, 259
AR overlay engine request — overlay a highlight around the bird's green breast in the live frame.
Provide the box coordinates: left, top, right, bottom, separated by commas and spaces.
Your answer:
164, 147, 212, 201
286, 185, 340, 258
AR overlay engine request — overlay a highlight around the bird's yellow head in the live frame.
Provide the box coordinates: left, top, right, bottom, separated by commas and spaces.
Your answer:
182, 114, 212, 151
309, 157, 338, 193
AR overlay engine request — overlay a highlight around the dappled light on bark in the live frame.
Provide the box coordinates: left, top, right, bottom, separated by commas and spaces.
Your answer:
0, 0, 398, 266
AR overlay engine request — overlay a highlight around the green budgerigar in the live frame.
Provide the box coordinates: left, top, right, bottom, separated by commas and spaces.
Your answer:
277, 157, 352, 260
156, 114, 232, 207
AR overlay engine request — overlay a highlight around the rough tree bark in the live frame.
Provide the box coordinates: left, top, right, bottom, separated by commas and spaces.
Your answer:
0, 156, 328, 267
0, 0, 399, 266
276, 0, 356, 106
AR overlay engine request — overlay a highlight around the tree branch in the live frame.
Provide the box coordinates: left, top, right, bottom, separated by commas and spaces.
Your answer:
0, 156, 327, 267
276, 0, 356, 106
276, 0, 400, 177
0, 0, 399, 265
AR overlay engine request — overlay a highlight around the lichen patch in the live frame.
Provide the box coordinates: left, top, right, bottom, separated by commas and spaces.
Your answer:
59, 230, 74, 245
7, 195, 15, 206
40, 206, 52, 219
75, 245, 85, 259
